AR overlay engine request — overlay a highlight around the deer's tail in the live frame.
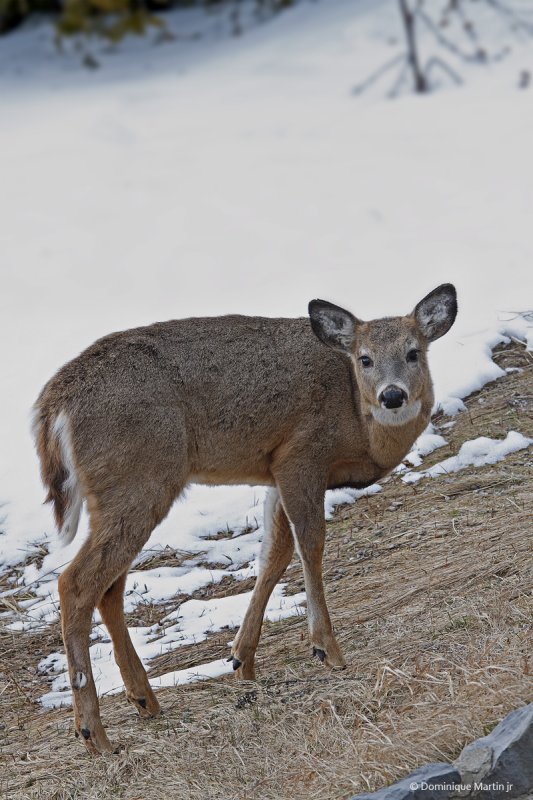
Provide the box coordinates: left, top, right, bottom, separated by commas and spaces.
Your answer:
32, 402, 83, 545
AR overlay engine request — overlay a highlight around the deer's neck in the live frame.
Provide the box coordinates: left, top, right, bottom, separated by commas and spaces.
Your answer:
365, 402, 432, 473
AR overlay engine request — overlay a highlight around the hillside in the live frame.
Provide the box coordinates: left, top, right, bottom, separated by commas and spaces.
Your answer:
1, 340, 531, 799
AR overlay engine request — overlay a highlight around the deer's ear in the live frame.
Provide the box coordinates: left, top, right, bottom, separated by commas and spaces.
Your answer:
412, 284, 457, 342
308, 299, 358, 352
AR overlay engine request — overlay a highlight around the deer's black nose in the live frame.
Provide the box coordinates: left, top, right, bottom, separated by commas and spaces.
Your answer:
379, 385, 407, 409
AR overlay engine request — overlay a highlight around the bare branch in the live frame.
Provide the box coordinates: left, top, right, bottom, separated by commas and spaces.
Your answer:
353, 0, 533, 98
483, 0, 533, 36
399, 0, 428, 92
455, 3, 480, 47
425, 56, 463, 86
352, 54, 405, 96
418, 8, 494, 62
387, 57, 411, 98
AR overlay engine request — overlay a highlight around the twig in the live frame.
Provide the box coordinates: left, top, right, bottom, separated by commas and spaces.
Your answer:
418, 8, 488, 62
425, 56, 463, 86
388, 57, 411, 98
352, 54, 405, 96
483, 0, 533, 36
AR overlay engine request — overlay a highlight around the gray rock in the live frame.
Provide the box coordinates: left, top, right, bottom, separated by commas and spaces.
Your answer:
352, 762, 461, 800
454, 703, 533, 798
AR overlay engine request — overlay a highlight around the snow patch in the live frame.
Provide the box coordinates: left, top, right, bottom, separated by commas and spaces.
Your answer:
396, 424, 448, 471
402, 431, 532, 484
38, 583, 306, 708
324, 483, 382, 518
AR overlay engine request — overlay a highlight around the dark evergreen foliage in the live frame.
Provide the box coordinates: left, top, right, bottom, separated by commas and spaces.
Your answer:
0, 0, 293, 39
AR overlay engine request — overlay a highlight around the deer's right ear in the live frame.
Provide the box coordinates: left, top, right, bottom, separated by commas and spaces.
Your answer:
308, 299, 358, 352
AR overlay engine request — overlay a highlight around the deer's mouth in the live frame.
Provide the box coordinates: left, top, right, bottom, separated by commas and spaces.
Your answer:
370, 399, 422, 427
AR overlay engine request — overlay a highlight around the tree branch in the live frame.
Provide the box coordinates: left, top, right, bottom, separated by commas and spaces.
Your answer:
352, 53, 405, 96
425, 56, 463, 86
399, 0, 428, 92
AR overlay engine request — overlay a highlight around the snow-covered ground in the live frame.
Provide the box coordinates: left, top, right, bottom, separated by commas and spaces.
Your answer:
0, 0, 532, 707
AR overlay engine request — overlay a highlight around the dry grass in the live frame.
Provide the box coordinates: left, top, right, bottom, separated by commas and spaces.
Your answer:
0, 344, 532, 800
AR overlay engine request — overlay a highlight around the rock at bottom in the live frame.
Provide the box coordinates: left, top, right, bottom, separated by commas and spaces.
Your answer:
352, 762, 461, 800
454, 702, 533, 799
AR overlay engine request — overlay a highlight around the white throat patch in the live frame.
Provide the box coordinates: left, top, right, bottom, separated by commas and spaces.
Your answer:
371, 400, 422, 427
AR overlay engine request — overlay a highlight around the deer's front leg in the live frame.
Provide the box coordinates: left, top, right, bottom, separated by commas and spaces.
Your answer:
274, 469, 346, 670
231, 489, 294, 680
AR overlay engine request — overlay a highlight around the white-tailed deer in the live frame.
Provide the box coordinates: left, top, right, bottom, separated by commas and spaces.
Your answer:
33, 284, 457, 753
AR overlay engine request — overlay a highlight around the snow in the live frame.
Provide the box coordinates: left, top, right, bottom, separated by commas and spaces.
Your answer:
402, 431, 533, 484
0, 0, 532, 708
38, 583, 306, 708
395, 423, 448, 471
324, 483, 382, 518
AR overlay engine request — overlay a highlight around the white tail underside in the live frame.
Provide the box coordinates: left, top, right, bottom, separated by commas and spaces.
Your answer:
52, 411, 83, 545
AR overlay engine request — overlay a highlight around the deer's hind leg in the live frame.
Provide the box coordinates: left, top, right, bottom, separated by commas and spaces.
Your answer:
58, 484, 178, 755
231, 488, 294, 680
98, 570, 160, 720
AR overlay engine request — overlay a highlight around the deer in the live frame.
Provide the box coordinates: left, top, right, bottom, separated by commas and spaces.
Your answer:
33, 283, 457, 754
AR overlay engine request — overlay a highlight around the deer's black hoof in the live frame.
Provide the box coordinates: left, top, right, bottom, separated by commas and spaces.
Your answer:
313, 647, 327, 664
232, 657, 242, 671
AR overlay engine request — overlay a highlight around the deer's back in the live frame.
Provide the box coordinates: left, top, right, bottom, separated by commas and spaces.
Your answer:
37, 315, 358, 483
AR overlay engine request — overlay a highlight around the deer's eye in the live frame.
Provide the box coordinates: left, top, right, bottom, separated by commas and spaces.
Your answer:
406, 349, 419, 363
360, 355, 373, 368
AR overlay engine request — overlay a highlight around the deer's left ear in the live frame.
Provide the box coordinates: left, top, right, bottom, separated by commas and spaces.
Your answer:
412, 284, 457, 342
308, 299, 359, 352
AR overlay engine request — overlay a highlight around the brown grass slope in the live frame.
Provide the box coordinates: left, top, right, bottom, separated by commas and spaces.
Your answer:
0, 343, 532, 800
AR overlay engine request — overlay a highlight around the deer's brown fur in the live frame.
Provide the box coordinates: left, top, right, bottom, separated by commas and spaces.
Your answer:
33, 284, 457, 753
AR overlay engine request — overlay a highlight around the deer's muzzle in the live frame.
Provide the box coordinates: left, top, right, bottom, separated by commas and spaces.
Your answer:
379, 385, 408, 409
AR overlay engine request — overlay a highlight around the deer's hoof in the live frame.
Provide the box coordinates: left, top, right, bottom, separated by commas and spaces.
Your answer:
228, 654, 256, 680
127, 692, 161, 720
75, 723, 118, 755
227, 655, 243, 670
312, 646, 347, 670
